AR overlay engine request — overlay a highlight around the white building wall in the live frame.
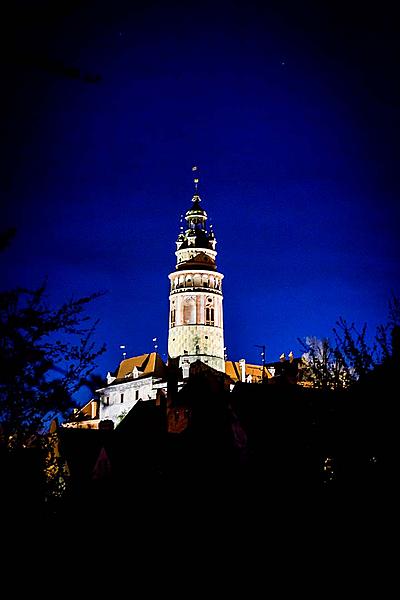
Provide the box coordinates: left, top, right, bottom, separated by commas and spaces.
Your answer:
99, 377, 157, 426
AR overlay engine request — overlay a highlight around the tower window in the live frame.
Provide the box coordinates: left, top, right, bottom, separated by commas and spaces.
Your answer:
183, 299, 195, 324
205, 307, 214, 325
135, 390, 139, 401
120, 393, 124, 403
105, 396, 109, 406
170, 309, 176, 327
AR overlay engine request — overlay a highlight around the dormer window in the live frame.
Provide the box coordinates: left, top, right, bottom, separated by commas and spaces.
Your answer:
133, 366, 139, 379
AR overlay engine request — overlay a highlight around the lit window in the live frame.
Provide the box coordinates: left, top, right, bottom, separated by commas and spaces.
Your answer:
205, 307, 214, 325
183, 300, 195, 324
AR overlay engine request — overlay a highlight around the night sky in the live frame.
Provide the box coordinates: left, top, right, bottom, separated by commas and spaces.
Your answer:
1, 1, 399, 402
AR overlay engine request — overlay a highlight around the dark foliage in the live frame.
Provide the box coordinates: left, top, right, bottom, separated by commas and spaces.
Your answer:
299, 294, 400, 388
0, 284, 105, 448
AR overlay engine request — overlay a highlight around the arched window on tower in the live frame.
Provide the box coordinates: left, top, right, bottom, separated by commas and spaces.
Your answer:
183, 298, 196, 324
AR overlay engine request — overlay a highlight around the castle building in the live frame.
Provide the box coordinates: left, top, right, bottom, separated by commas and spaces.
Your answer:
64, 170, 299, 429
168, 170, 225, 373
63, 352, 167, 429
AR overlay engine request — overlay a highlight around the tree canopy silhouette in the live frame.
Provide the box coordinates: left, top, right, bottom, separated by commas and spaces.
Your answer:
0, 230, 106, 449
299, 294, 400, 389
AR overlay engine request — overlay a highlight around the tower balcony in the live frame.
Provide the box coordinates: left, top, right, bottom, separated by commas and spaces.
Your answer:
169, 269, 223, 295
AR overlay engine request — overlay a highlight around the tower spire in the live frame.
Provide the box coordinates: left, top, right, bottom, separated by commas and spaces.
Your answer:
192, 165, 199, 195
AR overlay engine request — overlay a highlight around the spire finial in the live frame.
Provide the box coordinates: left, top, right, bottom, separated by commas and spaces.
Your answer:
192, 165, 199, 193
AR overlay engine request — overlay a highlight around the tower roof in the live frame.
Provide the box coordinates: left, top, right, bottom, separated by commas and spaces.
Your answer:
175, 168, 216, 253
185, 194, 208, 221
177, 227, 214, 251
176, 251, 217, 271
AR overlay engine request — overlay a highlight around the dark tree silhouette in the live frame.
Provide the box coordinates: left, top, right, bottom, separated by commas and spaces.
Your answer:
299, 295, 400, 389
0, 282, 105, 449
375, 294, 400, 362
298, 336, 350, 389
333, 318, 376, 384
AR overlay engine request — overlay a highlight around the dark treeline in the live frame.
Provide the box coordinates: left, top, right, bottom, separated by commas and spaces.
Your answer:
29, 347, 396, 534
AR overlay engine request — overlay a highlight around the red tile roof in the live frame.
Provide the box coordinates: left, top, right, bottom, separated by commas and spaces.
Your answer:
115, 352, 166, 381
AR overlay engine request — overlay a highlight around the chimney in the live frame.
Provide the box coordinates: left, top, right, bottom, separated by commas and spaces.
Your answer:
106, 371, 116, 385
239, 358, 246, 382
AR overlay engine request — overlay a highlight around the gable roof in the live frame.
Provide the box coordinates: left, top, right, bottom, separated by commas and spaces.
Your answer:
113, 352, 167, 383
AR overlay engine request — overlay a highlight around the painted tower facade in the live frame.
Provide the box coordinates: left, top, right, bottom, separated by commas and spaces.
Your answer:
168, 171, 225, 373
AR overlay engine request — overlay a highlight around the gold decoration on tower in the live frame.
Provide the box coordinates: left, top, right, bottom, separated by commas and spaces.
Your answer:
192, 165, 199, 192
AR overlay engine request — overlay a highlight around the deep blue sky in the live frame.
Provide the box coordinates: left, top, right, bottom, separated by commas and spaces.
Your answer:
1, 1, 399, 400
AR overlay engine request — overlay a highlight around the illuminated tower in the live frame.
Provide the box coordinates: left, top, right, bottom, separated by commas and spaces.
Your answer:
168, 168, 225, 373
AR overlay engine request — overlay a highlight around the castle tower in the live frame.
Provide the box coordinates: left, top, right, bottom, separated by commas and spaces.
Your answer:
168, 168, 225, 373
